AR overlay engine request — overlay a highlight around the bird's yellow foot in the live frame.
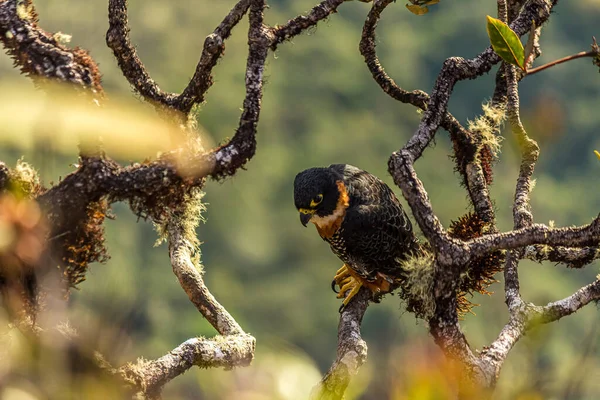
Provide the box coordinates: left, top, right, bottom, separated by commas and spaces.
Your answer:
331, 264, 352, 293
331, 264, 363, 312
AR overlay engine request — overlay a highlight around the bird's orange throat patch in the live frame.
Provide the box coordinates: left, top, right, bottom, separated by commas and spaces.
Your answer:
313, 181, 350, 239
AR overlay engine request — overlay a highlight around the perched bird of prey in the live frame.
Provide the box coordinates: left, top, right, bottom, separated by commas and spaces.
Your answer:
294, 164, 420, 311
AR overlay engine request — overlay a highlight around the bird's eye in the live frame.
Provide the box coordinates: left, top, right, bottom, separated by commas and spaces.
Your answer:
310, 194, 323, 207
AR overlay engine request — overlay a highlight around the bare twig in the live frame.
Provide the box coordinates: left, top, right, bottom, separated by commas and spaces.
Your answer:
536, 279, 600, 324
271, 0, 346, 51
479, 278, 600, 385
527, 50, 599, 76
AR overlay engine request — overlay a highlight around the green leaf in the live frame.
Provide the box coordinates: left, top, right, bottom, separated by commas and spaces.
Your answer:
486, 15, 525, 70
406, 4, 429, 15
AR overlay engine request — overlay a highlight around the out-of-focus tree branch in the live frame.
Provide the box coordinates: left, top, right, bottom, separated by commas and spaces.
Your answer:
310, 288, 369, 400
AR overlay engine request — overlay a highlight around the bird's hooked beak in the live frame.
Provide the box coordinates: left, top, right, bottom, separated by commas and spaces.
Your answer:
299, 209, 315, 227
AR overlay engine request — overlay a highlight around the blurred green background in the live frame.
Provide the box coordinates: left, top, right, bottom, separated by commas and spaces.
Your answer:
1, 0, 599, 398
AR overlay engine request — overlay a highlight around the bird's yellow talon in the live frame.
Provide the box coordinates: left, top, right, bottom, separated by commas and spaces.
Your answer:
336, 278, 357, 299
332, 264, 353, 293
333, 264, 351, 282
341, 280, 363, 307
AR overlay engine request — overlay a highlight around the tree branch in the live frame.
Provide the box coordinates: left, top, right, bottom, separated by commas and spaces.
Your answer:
0, 0, 102, 95
106, 0, 250, 117
271, 0, 346, 51
106, 0, 177, 108
117, 220, 255, 398
537, 279, 600, 324
310, 288, 369, 400
523, 245, 600, 268
479, 279, 600, 385
173, 0, 251, 114
527, 49, 599, 76
167, 220, 245, 335
468, 218, 600, 258
120, 335, 255, 399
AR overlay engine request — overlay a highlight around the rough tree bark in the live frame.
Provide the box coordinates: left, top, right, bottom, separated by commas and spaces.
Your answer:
1, 0, 599, 399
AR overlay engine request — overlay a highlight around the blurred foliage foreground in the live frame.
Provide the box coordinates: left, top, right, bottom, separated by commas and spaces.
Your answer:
1, 0, 600, 399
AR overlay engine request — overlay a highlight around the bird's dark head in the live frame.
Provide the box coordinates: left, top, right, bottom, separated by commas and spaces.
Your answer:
294, 167, 342, 226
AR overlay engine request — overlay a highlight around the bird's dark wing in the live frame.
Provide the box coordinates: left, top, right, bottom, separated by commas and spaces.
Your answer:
330, 164, 417, 279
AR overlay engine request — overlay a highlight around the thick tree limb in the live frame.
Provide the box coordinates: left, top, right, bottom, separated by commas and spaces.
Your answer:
310, 288, 369, 400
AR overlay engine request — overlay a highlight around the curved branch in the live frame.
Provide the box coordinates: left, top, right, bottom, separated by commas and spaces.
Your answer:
106, 0, 177, 107
0, 0, 102, 94
203, 0, 271, 179
389, 0, 558, 250
479, 279, 600, 385
537, 279, 600, 324
107, 0, 250, 116
173, 0, 251, 113
310, 288, 369, 400
120, 335, 255, 398
359, 0, 475, 151
167, 220, 244, 336
271, 0, 345, 51
116, 220, 255, 398
390, 0, 555, 164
